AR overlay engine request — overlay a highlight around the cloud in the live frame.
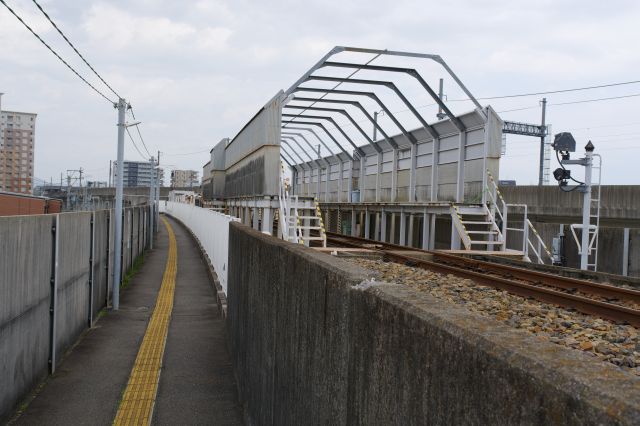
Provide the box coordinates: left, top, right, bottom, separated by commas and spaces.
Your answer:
82, 3, 232, 54
1, 0, 639, 184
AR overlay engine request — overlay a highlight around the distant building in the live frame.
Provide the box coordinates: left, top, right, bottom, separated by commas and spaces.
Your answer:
171, 169, 199, 188
0, 103, 36, 194
498, 180, 517, 186
111, 160, 164, 187
0, 191, 61, 216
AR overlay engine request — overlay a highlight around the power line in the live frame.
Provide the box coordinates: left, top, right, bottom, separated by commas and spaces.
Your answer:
163, 149, 211, 156
30, 0, 121, 99
489, 92, 640, 116
450, 79, 640, 102
128, 107, 152, 157
497, 105, 540, 113
125, 127, 148, 160
549, 92, 640, 106
0, 0, 115, 104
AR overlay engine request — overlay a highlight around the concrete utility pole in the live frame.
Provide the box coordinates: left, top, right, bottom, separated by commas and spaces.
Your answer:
437, 78, 446, 120
538, 98, 547, 186
155, 150, 160, 231
112, 98, 127, 311
149, 155, 155, 250
372, 111, 378, 141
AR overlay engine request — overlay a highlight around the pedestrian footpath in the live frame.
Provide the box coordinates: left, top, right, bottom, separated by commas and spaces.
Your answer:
11, 215, 242, 425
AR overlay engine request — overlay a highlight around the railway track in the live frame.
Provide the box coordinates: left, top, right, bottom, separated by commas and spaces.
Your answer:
325, 232, 640, 327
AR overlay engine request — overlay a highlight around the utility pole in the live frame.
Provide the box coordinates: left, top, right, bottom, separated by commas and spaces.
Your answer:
155, 150, 160, 231
538, 98, 547, 186
373, 111, 378, 141
112, 98, 127, 311
66, 173, 72, 210
149, 155, 155, 250
437, 78, 446, 120
108, 160, 112, 187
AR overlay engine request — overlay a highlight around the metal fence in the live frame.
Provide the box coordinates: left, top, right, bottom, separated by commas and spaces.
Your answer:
161, 201, 238, 292
0, 206, 151, 422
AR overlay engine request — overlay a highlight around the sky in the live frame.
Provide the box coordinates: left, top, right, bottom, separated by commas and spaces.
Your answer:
1, 0, 640, 186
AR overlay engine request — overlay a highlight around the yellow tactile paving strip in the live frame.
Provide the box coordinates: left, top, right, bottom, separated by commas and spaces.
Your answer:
114, 217, 177, 426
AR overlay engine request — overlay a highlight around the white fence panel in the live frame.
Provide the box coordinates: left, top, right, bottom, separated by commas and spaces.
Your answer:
161, 201, 238, 292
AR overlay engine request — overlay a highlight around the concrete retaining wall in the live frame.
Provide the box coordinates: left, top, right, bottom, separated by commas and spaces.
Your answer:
0, 215, 54, 424
499, 185, 640, 226
0, 206, 151, 422
227, 222, 640, 425
55, 212, 92, 363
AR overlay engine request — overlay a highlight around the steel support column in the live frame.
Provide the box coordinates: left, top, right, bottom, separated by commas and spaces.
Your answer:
381, 209, 387, 242
399, 209, 406, 246
422, 210, 430, 249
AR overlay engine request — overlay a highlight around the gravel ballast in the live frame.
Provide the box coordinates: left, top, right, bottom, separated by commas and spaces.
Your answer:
348, 258, 640, 377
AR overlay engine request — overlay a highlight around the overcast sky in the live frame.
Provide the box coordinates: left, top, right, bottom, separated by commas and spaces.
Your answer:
1, 0, 639, 186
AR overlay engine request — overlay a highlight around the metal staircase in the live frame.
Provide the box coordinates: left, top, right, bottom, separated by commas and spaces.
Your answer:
451, 204, 504, 250
278, 163, 326, 247
451, 169, 554, 264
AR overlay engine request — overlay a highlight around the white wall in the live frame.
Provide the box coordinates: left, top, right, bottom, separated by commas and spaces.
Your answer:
161, 201, 238, 292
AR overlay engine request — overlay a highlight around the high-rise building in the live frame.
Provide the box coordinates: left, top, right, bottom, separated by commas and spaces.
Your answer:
0, 102, 37, 194
111, 160, 164, 187
171, 169, 199, 188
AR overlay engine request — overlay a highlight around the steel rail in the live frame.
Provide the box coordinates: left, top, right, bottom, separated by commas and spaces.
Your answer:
325, 232, 640, 326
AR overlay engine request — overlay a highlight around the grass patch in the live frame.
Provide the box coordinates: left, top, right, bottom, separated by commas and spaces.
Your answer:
96, 307, 108, 319
121, 252, 145, 290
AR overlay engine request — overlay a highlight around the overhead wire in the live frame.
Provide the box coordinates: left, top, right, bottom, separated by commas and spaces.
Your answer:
163, 149, 211, 156
125, 127, 148, 160
549, 92, 640, 106
448, 79, 640, 102
30, 0, 121, 99
0, 0, 115, 104
127, 107, 153, 158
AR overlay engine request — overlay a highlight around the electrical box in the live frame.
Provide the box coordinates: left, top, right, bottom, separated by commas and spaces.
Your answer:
552, 132, 576, 152
552, 236, 563, 265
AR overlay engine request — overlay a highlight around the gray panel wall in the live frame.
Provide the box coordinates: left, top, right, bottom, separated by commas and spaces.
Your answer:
224, 93, 282, 198
0, 215, 54, 422
92, 210, 110, 320
291, 107, 502, 203
55, 212, 91, 362
0, 206, 151, 422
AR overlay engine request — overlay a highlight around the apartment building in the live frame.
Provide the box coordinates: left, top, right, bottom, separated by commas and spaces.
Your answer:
111, 160, 165, 187
0, 107, 36, 194
171, 169, 199, 188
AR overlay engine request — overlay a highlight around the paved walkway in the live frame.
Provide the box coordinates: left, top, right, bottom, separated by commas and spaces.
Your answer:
12, 215, 243, 425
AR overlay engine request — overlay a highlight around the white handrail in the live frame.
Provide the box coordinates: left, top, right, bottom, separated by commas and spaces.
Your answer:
526, 218, 554, 264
